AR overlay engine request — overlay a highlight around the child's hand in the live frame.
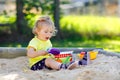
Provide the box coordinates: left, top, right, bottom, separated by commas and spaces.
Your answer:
47, 48, 60, 55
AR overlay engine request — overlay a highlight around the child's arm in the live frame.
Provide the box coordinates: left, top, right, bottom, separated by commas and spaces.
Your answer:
27, 47, 48, 58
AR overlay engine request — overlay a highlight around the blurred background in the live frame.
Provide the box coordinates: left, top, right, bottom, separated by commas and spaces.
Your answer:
0, 0, 120, 52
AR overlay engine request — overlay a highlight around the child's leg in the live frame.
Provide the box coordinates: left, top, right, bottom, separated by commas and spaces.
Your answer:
60, 61, 77, 70
45, 58, 77, 70
45, 58, 61, 70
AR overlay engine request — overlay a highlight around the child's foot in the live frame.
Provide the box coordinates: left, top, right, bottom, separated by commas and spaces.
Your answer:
78, 52, 91, 65
60, 61, 77, 70
66, 61, 77, 70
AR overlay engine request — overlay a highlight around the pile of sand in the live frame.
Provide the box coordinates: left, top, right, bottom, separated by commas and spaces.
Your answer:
0, 54, 120, 80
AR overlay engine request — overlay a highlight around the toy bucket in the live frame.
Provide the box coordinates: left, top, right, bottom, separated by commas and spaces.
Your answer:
89, 51, 98, 60
55, 51, 73, 63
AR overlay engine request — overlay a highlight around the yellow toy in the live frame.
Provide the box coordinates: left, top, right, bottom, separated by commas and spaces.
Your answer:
77, 51, 98, 60
89, 51, 98, 60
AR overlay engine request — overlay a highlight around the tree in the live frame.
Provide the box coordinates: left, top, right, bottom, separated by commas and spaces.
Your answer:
16, 0, 27, 34
53, 0, 62, 39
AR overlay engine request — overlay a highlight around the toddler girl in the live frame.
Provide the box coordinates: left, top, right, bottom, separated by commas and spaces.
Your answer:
27, 15, 90, 71
27, 16, 77, 70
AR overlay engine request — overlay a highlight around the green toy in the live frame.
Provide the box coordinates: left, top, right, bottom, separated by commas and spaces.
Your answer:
63, 56, 71, 64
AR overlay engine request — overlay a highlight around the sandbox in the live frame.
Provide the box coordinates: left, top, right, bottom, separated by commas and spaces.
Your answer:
0, 47, 120, 80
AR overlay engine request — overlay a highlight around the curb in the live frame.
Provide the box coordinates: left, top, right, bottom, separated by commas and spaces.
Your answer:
0, 47, 120, 58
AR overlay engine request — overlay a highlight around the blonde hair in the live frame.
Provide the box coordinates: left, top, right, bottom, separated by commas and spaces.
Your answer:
32, 16, 57, 36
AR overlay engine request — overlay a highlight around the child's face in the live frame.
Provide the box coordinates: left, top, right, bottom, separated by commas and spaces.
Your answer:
36, 26, 54, 41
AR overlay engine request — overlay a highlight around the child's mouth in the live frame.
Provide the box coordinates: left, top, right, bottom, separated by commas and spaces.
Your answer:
46, 37, 49, 40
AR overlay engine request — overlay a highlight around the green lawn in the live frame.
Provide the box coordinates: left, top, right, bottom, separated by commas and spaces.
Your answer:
52, 39, 120, 53
1, 39, 120, 53
60, 15, 120, 40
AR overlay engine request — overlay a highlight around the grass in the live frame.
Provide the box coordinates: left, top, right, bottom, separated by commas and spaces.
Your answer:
0, 39, 120, 53
60, 15, 120, 40
52, 39, 120, 53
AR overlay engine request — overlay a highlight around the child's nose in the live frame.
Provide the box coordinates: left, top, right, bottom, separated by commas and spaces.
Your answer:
47, 34, 51, 37
48, 33, 52, 36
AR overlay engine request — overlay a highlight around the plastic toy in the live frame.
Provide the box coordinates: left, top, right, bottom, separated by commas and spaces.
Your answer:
89, 51, 98, 60
56, 58, 62, 63
54, 51, 73, 63
77, 51, 98, 60
48, 48, 60, 55
63, 56, 71, 64
77, 51, 86, 59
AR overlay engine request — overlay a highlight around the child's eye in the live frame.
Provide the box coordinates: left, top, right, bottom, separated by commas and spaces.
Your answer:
45, 31, 48, 33
50, 31, 53, 33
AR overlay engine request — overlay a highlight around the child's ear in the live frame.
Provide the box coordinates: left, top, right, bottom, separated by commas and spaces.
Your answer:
34, 28, 39, 35
37, 28, 40, 32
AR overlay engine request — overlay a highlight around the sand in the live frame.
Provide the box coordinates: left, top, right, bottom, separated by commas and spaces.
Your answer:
0, 54, 120, 80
